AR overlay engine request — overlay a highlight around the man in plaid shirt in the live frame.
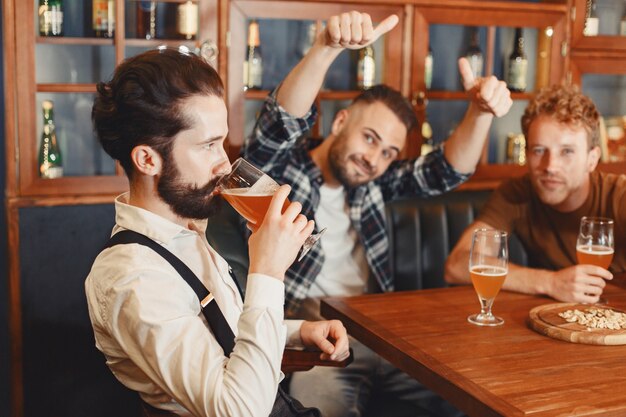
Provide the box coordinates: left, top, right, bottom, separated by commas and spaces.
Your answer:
244, 11, 512, 417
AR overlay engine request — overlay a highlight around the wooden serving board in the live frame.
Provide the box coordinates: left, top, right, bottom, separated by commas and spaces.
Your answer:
528, 303, 626, 345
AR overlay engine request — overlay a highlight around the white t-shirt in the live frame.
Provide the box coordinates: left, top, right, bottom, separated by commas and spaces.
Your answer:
307, 184, 368, 300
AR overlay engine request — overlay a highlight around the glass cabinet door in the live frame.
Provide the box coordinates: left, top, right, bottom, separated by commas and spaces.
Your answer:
15, 0, 217, 197
409, 2, 567, 168
582, 74, 626, 164
226, 1, 405, 153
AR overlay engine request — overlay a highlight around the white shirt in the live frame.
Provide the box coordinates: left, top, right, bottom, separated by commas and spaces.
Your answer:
85, 193, 303, 417
308, 185, 368, 301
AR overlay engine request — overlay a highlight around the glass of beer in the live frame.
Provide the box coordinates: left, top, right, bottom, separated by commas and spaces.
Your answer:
577, 216, 614, 304
217, 157, 325, 261
468, 229, 508, 326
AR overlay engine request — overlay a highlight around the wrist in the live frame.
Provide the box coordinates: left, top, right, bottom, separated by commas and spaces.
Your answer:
248, 263, 285, 282
468, 101, 495, 119
537, 270, 555, 297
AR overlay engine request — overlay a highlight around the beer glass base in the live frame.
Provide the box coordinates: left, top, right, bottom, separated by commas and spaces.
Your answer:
467, 313, 504, 326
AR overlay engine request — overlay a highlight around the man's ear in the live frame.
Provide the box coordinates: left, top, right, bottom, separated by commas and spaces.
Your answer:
130, 145, 162, 177
330, 109, 349, 136
587, 145, 601, 172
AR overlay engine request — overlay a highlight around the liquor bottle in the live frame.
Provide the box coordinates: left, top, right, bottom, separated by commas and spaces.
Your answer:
243, 20, 263, 90
420, 118, 434, 156
464, 27, 483, 80
506, 133, 526, 165
177, 1, 198, 40
506, 28, 528, 93
424, 46, 433, 90
357, 46, 375, 90
584, 0, 599, 37
620, 7, 626, 36
38, 100, 63, 179
137, 1, 156, 40
93, 0, 114, 38
38, 0, 63, 37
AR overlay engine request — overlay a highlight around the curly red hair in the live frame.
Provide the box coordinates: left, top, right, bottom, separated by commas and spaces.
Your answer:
521, 84, 600, 148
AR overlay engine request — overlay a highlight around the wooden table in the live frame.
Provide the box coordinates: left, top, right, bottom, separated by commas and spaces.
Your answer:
321, 274, 626, 417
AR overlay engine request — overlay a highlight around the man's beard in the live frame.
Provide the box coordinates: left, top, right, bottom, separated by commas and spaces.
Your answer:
328, 132, 374, 189
157, 156, 222, 220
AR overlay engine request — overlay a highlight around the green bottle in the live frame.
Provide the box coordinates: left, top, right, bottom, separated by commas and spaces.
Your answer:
39, 0, 63, 36
38, 100, 63, 179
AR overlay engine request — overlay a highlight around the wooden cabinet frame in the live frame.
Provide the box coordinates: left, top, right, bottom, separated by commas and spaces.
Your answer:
224, 0, 406, 153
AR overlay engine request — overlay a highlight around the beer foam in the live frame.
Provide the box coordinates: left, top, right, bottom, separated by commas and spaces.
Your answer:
470, 265, 507, 276
222, 175, 278, 197
576, 245, 614, 255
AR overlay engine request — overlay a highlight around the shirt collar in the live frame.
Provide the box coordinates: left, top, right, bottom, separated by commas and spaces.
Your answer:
114, 193, 208, 244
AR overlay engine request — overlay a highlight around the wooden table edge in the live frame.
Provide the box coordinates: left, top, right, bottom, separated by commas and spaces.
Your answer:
321, 294, 526, 417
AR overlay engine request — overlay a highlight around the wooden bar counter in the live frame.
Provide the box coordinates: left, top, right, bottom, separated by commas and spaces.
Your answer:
321, 273, 626, 417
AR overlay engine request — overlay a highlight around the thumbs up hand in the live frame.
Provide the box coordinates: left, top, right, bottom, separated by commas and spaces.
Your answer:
458, 57, 512, 118
323, 12, 399, 50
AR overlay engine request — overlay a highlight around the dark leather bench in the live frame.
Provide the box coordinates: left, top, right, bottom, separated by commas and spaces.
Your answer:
206, 190, 528, 293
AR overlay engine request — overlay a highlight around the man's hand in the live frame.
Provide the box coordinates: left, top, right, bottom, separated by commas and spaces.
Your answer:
300, 320, 350, 362
547, 265, 613, 303
458, 57, 512, 118
247, 185, 315, 280
322, 11, 399, 50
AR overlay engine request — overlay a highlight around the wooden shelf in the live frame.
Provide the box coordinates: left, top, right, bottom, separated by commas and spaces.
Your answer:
571, 35, 626, 53
36, 84, 97, 93
245, 90, 368, 101
425, 91, 534, 100
36, 36, 113, 45
124, 39, 198, 47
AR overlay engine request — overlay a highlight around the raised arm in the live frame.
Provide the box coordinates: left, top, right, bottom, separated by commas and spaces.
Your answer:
276, 12, 399, 117
445, 220, 613, 303
443, 59, 513, 174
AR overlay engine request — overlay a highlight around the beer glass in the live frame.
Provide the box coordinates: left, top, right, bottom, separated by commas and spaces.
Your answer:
576, 216, 614, 304
468, 229, 508, 326
217, 158, 325, 261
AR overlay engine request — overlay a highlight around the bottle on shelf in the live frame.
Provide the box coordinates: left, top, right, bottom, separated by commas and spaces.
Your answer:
583, 0, 599, 37
38, 0, 63, 37
38, 100, 63, 179
620, 7, 626, 36
93, 0, 114, 38
357, 45, 375, 90
177, 1, 198, 40
425, 45, 433, 90
137, 1, 156, 40
464, 27, 483, 80
506, 133, 526, 165
420, 118, 434, 156
506, 28, 528, 93
243, 20, 263, 90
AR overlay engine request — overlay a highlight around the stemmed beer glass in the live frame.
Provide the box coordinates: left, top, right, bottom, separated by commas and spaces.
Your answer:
216, 158, 325, 261
576, 216, 614, 304
468, 229, 509, 326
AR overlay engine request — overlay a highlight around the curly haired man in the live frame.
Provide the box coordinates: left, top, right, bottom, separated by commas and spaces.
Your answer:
446, 84, 626, 303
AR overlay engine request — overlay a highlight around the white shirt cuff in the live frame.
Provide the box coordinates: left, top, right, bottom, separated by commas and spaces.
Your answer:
244, 273, 285, 309
285, 320, 304, 347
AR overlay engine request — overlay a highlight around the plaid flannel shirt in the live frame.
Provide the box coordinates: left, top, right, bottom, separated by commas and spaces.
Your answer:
243, 90, 470, 316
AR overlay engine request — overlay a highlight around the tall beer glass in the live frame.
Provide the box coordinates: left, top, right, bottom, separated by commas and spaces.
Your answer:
468, 229, 508, 326
577, 216, 614, 304
217, 157, 325, 261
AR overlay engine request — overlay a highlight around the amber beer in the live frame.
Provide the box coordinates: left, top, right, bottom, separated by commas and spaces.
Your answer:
221, 188, 288, 225
470, 265, 507, 300
576, 245, 614, 269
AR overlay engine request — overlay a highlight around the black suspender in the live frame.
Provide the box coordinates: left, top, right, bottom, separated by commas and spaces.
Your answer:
103, 230, 239, 356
